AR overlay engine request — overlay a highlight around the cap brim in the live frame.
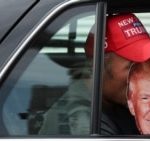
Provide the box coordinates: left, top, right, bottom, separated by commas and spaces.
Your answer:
115, 38, 150, 62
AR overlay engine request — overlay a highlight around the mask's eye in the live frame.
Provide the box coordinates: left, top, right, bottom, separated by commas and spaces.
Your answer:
141, 95, 150, 102
142, 97, 148, 100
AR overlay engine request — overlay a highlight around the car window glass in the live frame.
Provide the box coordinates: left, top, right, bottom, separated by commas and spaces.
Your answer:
0, 5, 95, 136
135, 13, 150, 33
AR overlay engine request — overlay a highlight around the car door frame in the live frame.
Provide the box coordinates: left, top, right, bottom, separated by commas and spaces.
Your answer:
0, 0, 149, 140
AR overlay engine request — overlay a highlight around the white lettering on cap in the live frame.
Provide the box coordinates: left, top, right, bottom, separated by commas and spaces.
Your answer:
124, 26, 146, 38
118, 17, 134, 27
104, 37, 108, 49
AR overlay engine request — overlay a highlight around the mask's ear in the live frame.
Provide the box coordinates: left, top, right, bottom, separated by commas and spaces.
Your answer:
127, 93, 135, 116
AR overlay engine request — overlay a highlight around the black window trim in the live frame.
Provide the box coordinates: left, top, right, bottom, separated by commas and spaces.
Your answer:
90, 1, 107, 135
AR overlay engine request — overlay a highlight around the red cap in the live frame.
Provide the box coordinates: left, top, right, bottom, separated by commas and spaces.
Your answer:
85, 13, 150, 62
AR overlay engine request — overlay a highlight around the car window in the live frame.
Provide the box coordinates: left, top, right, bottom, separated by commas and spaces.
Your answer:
0, 5, 95, 136
135, 13, 150, 33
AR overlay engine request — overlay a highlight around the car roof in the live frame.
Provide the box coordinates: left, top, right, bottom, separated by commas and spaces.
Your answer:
107, 0, 150, 13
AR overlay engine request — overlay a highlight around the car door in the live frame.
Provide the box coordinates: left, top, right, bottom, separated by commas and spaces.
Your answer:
1, 0, 150, 140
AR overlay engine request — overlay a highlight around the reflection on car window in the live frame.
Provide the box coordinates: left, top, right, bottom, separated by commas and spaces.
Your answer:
0, 5, 95, 136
